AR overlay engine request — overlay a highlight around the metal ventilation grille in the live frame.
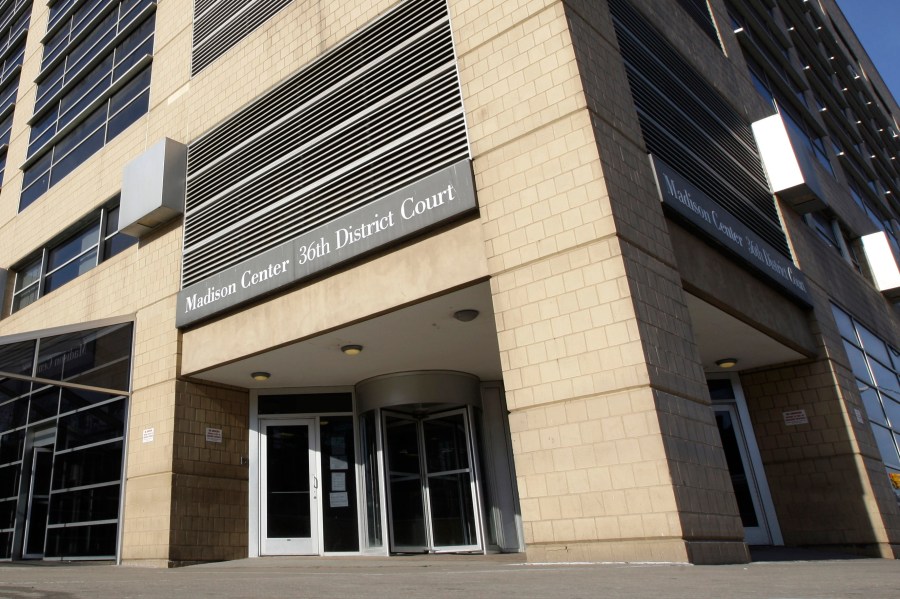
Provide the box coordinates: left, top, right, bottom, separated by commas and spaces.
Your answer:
608, 0, 791, 258
182, 0, 468, 287
192, 0, 293, 75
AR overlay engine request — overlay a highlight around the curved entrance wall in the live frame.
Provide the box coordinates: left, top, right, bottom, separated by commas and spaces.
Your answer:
356, 371, 482, 413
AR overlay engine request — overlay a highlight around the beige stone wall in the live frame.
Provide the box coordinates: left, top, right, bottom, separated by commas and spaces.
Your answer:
457, 0, 746, 563
736, 212, 900, 557
3, 0, 896, 566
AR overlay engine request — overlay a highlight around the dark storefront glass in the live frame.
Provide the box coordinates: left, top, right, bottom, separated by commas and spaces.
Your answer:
320, 416, 359, 552
0, 321, 132, 560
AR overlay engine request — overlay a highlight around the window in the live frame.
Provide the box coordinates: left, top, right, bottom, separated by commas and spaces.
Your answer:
20, 0, 155, 210
832, 304, 900, 489
11, 201, 135, 313
0, 322, 132, 559
0, 0, 31, 184
805, 211, 839, 252
779, 103, 835, 177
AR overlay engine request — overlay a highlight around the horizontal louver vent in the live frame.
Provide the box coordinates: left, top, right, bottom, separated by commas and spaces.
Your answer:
182, 0, 468, 287
192, 0, 293, 75
609, 0, 790, 258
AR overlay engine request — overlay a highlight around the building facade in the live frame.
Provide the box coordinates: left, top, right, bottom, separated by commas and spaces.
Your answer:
0, 0, 899, 565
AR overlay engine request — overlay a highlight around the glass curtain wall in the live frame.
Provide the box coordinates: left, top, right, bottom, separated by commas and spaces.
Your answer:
0, 321, 132, 560
832, 305, 900, 501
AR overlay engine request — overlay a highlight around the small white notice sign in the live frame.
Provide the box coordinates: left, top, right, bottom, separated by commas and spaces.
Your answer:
854, 408, 865, 424
783, 409, 809, 426
142, 428, 155, 443
329, 492, 349, 508
332, 472, 346, 492
206, 427, 223, 443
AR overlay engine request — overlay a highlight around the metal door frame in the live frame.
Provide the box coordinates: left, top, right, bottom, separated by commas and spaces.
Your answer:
259, 418, 320, 555
709, 374, 783, 546
22, 446, 53, 559
382, 407, 483, 553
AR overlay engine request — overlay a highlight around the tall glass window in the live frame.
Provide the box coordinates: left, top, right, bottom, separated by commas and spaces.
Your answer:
20, 0, 155, 210
0, 0, 31, 185
832, 304, 900, 502
0, 322, 132, 560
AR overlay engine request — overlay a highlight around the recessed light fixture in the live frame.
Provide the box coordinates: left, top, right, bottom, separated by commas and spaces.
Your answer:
453, 309, 480, 322
715, 358, 738, 369
251, 371, 271, 381
341, 344, 363, 356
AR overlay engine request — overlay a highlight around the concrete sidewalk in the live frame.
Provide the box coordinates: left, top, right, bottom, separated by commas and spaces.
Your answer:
0, 551, 897, 599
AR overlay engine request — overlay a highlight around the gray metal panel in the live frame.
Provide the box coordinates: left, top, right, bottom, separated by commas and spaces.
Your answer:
181, 0, 466, 287
176, 159, 477, 327
120, 138, 188, 237
650, 155, 813, 306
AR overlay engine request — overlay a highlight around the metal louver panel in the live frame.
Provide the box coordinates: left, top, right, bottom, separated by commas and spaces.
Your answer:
192, 0, 293, 75
608, 0, 791, 258
182, 0, 469, 287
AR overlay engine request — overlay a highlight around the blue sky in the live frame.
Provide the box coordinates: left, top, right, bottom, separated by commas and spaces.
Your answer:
836, 1, 900, 103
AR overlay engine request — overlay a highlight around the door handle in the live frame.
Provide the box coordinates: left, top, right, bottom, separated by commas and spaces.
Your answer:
313, 475, 318, 499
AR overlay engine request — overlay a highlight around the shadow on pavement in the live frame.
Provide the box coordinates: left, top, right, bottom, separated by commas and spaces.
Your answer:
749, 545, 868, 562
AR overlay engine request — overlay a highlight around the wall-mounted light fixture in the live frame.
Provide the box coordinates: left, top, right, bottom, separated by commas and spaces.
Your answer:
251, 371, 271, 381
715, 358, 738, 369
341, 344, 363, 356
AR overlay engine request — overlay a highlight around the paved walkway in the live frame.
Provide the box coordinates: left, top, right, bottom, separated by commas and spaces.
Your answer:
0, 550, 897, 598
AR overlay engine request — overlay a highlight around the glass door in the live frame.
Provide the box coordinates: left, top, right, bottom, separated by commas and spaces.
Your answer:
23, 447, 52, 559
384, 414, 428, 551
260, 419, 319, 555
422, 410, 479, 551
382, 408, 481, 553
713, 404, 772, 545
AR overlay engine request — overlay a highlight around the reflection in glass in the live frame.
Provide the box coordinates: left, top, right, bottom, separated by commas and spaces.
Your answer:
0, 397, 29, 432
872, 424, 900, 469
424, 414, 468, 473
706, 378, 735, 401
858, 325, 890, 367
0, 340, 36, 376
0, 429, 25, 463
49, 484, 120, 525
360, 411, 382, 549
25, 449, 52, 556
45, 522, 117, 558
384, 416, 426, 548
383, 411, 480, 551
714, 410, 759, 527
429, 473, 476, 547
266, 425, 311, 538
52, 441, 123, 489
0, 322, 132, 560
424, 414, 476, 548
843, 340, 873, 384
36, 323, 132, 389
57, 399, 126, 450
859, 385, 888, 426
29, 387, 61, 423
320, 416, 359, 552
870, 360, 900, 397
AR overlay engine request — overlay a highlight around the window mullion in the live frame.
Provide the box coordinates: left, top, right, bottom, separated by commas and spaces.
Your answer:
37, 247, 49, 298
